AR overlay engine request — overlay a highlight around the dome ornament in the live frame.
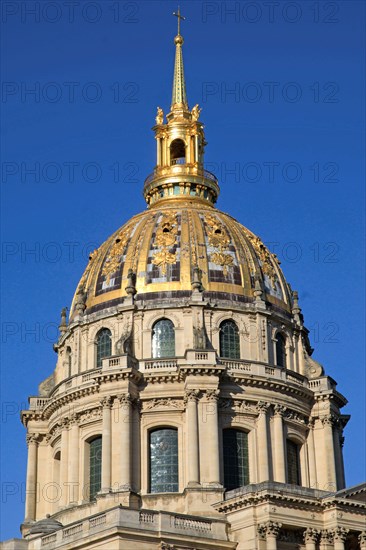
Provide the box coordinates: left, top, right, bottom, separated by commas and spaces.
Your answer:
58, 307, 68, 334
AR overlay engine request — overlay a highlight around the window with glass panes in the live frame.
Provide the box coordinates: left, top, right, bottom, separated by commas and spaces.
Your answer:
152, 319, 175, 358
96, 328, 112, 368
286, 439, 300, 485
89, 436, 102, 500
219, 320, 240, 359
276, 333, 286, 368
149, 428, 178, 493
223, 429, 249, 491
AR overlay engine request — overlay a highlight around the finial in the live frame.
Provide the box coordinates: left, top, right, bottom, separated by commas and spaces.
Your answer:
171, 7, 188, 110
191, 266, 203, 293
253, 279, 264, 302
125, 268, 137, 296
173, 6, 185, 36
59, 307, 68, 334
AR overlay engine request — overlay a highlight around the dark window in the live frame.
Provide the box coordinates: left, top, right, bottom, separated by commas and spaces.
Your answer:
170, 139, 186, 165
96, 328, 112, 368
223, 429, 249, 491
286, 439, 300, 485
149, 428, 178, 493
152, 319, 175, 358
276, 333, 286, 368
89, 436, 102, 500
219, 320, 240, 359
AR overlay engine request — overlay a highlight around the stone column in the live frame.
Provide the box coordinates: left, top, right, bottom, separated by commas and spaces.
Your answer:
304, 528, 320, 550
101, 397, 113, 492
258, 521, 282, 550
59, 419, 69, 507
257, 402, 270, 482
185, 390, 200, 486
333, 528, 349, 550
25, 434, 39, 521
333, 422, 345, 490
157, 137, 161, 165
307, 420, 317, 488
273, 405, 286, 483
119, 393, 132, 491
322, 415, 337, 490
68, 415, 79, 504
204, 390, 220, 484
358, 532, 366, 550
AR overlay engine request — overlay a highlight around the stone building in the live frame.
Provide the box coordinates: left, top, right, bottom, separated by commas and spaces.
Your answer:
2, 12, 365, 550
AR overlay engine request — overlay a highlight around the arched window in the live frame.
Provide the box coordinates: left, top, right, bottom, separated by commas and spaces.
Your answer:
170, 139, 186, 165
152, 319, 175, 358
276, 333, 286, 368
223, 429, 249, 491
149, 428, 178, 493
96, 328, 112, 368
89, 436, 102, 500
219, 320, 240, 359
286, 439, 300, 485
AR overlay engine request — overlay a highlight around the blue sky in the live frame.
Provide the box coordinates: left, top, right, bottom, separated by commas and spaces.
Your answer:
1, 0, 365, 540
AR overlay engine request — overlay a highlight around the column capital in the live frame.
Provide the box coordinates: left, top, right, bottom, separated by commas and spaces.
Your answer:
205, 389, 219, 402
359, 532, 366, 544
118, 393, 132, 406
69, 413, 79, 426
60, 417, 70, 430
100, 396, 113, 409
273, 404, 286, 417
321, 414, 337, 427
26, 433, 40, 446
184, 389, 200, 403
257, 401, 270, 415
258, 521, 282, 539
333, 527, 349, 542
304, 528, 320, 543
320, 529, 334, 544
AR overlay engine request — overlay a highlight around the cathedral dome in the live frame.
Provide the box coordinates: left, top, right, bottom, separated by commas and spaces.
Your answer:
70, 201, 292, 320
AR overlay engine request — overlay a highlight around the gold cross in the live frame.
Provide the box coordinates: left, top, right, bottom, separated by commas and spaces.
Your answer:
173, 6, 186, 36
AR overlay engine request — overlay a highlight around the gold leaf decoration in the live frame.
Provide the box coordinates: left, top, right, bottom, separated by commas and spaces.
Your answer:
152, 212, 178, 275
205, 214, 233, 275
243, 231, 278, 288
77, 248, 99, 292
102, 224, 134, 283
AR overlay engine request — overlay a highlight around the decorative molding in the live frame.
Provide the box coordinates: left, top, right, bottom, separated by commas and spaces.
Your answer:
143, 398, 183, 411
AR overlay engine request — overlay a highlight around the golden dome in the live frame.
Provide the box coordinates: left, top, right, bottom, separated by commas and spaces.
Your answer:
70, 23, 292, 319
70, 200, 292, 319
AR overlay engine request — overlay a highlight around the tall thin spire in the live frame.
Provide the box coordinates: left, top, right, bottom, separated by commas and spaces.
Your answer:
171, 7, 188, 110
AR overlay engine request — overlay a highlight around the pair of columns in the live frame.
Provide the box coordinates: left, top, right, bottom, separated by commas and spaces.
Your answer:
257, 403, 286, 483
185, 389, 220, 486
100, 394, 132, 493
59, 394, 133, 504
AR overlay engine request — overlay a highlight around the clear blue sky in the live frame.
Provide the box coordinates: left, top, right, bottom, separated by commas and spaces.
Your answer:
1, 0, 365, 540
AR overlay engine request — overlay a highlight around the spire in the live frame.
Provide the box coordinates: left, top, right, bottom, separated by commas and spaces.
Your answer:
171, 7, 188, 110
